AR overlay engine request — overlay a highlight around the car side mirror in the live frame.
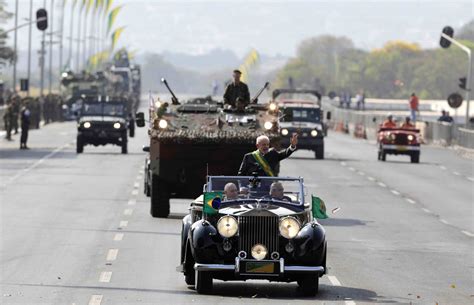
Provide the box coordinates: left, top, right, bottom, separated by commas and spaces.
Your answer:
136, 112, 145, 127
326, 111, 332, 120
142, 145, 150, 152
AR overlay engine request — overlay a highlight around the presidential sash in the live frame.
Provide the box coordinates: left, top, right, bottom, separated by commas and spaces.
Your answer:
252, 150, 275, 176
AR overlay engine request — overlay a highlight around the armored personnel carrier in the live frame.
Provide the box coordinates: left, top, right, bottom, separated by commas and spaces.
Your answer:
136, 79, 280, 218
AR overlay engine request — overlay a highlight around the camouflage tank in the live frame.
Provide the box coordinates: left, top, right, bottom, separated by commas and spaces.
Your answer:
136, 79, 280, 218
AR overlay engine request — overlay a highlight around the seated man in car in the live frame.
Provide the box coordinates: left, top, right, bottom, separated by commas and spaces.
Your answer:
381, 114, 397, 129
223, 182, 239, 201
264, 182, 292, 202
400, 116, 416, 129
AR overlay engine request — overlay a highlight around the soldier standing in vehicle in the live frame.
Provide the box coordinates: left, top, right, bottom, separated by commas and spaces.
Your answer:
238, 134, 298, 176
20, 102, 31, 149
223, 69, 250, 108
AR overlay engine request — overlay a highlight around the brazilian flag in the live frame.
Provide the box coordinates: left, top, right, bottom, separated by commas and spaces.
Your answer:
312, 195, 328, 219
203, 192, 223, 215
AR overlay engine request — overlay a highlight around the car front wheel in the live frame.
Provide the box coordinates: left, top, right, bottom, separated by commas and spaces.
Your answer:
195, 271, 212, 294
298, 275, 319, 296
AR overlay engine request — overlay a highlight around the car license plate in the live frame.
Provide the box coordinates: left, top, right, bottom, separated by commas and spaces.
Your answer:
302, 132, 308, 137
245, 261, 275, 273
396, 145, 408, 151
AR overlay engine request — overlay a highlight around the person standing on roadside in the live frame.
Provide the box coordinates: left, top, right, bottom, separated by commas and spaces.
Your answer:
3, 100, 13, 141
409, 93, 419, 122
20, 101, 31, 149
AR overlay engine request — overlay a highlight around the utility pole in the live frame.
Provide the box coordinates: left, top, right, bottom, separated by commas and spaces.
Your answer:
12, 0, 19, 92
58, 0, 65, 91
40, 0, 47, 97
48, 0, 54, 94
82, 8, 88, 70
27, 0, 33, 96
76, 6, 83, 71
68, 0, 76, 70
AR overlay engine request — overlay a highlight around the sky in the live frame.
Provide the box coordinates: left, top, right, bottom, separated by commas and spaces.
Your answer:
2, 0, 473, 59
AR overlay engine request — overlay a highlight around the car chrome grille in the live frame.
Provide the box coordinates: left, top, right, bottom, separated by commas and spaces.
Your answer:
394, 134, 408, 145
238, 215, 279, 258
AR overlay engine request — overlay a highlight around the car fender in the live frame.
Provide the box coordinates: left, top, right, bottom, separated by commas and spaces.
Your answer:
189, 219, 222, 263
292, 222, 326, 264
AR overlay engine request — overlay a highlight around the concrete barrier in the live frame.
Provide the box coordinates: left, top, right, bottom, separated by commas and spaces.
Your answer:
456, 127, 474, 149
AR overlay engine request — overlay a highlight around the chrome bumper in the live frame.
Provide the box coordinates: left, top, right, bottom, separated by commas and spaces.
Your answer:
194, 257, 325, 275
381, 144, 420, 151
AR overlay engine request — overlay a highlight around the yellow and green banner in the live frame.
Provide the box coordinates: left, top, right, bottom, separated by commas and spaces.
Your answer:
107, 6, 122, 34
239, 49, 260, 83
203, 192, 223, 215
110, 26, 125, 50
311, 196, 328, 219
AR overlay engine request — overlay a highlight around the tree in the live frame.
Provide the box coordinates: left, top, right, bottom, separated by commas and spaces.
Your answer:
0, 0, 15, 65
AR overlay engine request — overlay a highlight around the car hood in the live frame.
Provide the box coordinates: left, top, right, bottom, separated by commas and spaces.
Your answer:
79, 116, 126, 123
218, 202, 304, 217
279, 121, 322, 130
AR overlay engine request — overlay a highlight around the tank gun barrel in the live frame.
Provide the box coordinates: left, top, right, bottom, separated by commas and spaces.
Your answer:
252, 81, 270, 103
161, 78, 180, 104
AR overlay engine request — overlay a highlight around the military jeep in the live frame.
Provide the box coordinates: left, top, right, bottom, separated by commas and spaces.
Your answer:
76, 96, 129, 154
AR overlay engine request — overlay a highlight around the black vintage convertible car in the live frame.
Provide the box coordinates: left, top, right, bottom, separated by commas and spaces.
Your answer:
178, 176, 327, 296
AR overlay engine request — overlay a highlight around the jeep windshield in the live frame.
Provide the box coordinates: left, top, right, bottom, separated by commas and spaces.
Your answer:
207, 176, 304, 206
82, 103, 125, 117
281, 107, 321, 123
275, 93, 319, 102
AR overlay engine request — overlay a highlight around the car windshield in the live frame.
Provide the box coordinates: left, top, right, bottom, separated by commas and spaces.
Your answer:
82, 103, 125, 116
207, 176, 304, 205
281, 107, 321, 123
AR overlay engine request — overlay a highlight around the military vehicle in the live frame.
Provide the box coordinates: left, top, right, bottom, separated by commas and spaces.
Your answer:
76, 96, 130, 154
136, 79, 280, 218
270, 89, 330, 159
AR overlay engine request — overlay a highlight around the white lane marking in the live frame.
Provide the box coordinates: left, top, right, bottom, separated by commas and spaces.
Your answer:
406, 198, 416, 204
327, 275, 341, 286
367, 176, 375, 181
348, 167, 355, 171
99, 271, 112, 283
439, 219, 449, 225
119, 220, 128, 228
358, 171, 365, 176
422, 208, 432, 214
136, 175, 142, 180
3, 142, 70, 187
88, 295, 103, 305
340, 162, 347, 166
133, 182, 140, 188
128, 199, 136, 206
377, 182, 387, 188
345, 301, 357, 305
131, 189, 139, 196
113, 233, 124, 241
390, 190, 400, 196
439, 165, 447, 170
453, 171, 461, 176
461, 230, 474, 237
123, 209, 133, 216
467, 177, 474, 182
106, 249, 119, 261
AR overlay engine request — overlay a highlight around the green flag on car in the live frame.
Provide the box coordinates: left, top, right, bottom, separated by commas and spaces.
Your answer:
203, 192, 223, 215
312, 195, 328, 219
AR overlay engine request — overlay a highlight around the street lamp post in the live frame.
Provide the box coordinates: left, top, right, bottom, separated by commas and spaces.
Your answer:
48, 0, 54, 94
12, 0, 19, 92
76, 6, 83, 71
27, 0, 33, 96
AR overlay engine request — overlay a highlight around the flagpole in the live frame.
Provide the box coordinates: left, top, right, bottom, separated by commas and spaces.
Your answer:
68, 0, 76, 70
58, 0, 65, 92
75, 5, 82, 71
48, 0, 54, 94
82, 6, 88, 70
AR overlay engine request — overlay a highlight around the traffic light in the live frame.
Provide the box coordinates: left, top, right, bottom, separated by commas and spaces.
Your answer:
36, 9, 48, 31
459, 77, 467, 90
447, 93, 463, 109
440, 26, 454, 48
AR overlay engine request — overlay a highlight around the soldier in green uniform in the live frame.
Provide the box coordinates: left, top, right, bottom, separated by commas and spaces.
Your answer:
223, 70, 251, 108
3, 100, 14, 140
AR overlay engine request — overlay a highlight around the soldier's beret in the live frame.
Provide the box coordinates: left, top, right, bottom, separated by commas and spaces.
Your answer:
233, 69, 242, 74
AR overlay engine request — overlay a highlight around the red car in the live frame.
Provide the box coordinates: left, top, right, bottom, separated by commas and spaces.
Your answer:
377, 128, 420, 163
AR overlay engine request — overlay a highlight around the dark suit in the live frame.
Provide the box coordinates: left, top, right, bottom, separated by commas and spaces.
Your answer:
223, 81, 250, 107
238, 146, 295, 176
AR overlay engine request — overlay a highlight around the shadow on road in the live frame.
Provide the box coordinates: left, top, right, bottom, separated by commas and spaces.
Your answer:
318, 217, 370, 227
207, 282, 395, 303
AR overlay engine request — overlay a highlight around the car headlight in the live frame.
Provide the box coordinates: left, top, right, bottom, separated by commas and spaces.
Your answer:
154, 101, 161, 108
311, 130, 318, 137
158, 119, 168, 129
217, 215, 238, 238
390, 133, 396, 140
113, 122, 121, 129
251, 244, 268, 260
269, 103, 277, 111
83, 122, 91, 128
279, 216, 301, 239
264, 121, 273, 130
281, 128, 289, 136
407, 134, 414, 141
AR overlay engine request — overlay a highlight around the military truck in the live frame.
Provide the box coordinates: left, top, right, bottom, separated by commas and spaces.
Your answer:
76, 96, 130, 154
270, 89, 330, 159
136, 79, 279, 218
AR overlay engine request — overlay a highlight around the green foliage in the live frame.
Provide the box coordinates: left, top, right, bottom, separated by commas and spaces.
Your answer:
0, 0, 15, 64
275, 21, 473, 99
